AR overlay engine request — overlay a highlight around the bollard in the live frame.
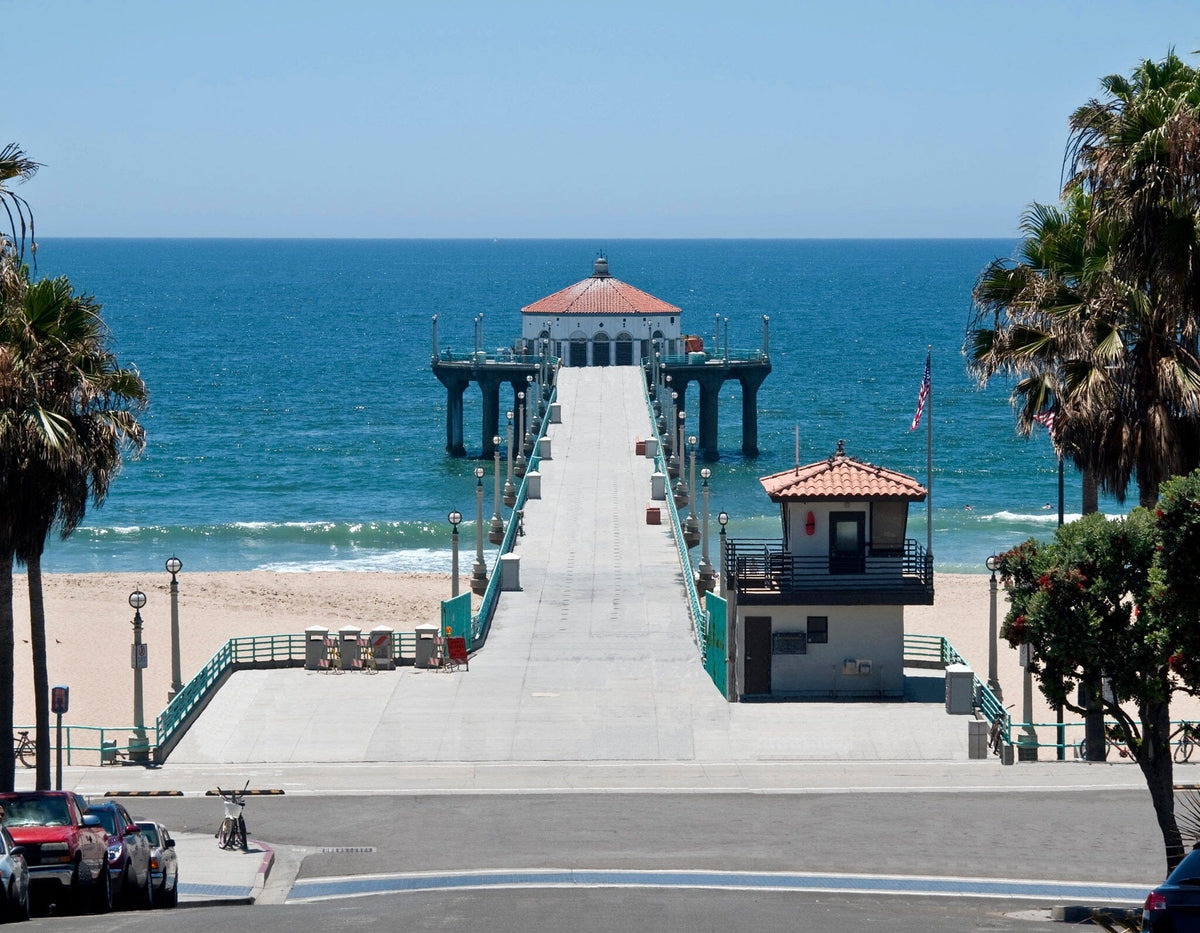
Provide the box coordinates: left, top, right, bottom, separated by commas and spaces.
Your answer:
526, 470, 542, 499
500, 553, 521, 590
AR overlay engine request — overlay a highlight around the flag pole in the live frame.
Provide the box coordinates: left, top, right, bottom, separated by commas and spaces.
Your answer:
925, 345, 933, 560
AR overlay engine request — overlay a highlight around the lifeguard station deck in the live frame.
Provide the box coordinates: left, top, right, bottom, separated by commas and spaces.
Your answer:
169, 368, 965, 766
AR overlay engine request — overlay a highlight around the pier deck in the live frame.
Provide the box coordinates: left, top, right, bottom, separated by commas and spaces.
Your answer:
170, 369, 966, 766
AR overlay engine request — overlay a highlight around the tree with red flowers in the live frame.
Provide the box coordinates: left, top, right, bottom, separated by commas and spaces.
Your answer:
997, 503, 1191, 870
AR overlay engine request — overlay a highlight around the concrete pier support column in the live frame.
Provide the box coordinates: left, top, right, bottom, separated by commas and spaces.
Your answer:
739, 372, 766, 457
446, 381, 467, 457
698, 378, 721, 461
481, 379, 501, 458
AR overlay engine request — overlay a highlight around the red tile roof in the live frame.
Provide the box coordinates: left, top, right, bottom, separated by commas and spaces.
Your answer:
521, 258, 681, 317
760, 441, 926, 501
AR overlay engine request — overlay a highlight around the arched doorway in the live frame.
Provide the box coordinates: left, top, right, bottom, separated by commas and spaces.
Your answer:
569, 333, 588, 367
615, 332, 634, 366
593, 332, 611, 366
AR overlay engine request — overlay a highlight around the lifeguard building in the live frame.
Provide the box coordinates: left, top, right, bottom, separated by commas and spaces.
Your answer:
519, 255, 683, 366
721, 441, 934, 699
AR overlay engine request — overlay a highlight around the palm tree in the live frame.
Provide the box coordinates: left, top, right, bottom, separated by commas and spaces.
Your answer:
0, 274, 146, 790
966, 189, 1120, 513
1065, 51, 1200, 506
0, 143, 38, 260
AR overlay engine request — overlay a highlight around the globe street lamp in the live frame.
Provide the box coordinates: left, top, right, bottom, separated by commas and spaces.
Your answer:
985, 555, 1003, 701
448, 510, 463, 597
489, 435, 505, 545
471, 467, 489, 595
697, 468, 715, 593
524, 374, 536, 454
514, 393, 528, 478
673, 410, 689, 509
683, 435, 700, 548
166, 556, 183, 700
503, 410, 516, 507
128, 587, 149, 761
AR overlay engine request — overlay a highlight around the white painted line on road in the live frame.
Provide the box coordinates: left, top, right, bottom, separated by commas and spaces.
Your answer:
286, 867, 1152, 905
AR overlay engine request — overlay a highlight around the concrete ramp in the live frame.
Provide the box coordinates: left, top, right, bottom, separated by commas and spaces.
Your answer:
169, 369, 969, 765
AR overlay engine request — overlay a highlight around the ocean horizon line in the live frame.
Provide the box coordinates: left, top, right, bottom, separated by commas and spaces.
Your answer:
33, 235, 1022, 244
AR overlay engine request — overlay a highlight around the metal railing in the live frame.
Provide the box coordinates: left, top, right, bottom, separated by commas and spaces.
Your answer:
902, 633, 1006, 742
724, 538, 933, 596
653, 349, 769, 365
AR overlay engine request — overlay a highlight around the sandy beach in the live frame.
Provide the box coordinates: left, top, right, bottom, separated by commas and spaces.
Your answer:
7, 570, 1134, 749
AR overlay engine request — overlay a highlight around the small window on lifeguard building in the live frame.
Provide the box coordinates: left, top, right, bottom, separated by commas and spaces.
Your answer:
806, 616, 829, 644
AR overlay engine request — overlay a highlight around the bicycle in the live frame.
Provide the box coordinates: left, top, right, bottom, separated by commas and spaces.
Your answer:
1077, 724, 1134, 760
988, 706, 1013, 758
1174, 722, 1200, 763
215, 781, 250, 852
12, 730, 33, 768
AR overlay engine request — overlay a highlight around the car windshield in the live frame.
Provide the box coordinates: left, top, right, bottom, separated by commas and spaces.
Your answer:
137, 823, 159, 845
2, 795, 71, 827
91, 809, 118, 835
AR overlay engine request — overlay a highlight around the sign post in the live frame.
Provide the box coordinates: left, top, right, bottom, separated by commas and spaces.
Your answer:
51, 685, 69, 790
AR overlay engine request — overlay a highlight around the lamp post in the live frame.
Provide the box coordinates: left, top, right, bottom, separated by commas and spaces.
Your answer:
489, 436, 505, 544
448, 510, 462, 597
524, 374, 536, 454
471, 467, 488, 595
697, 468, 715, 593
128, 587, 149, 761
514, 392, 527, 478
503, 410, 516, 507
985, 555, 1002, 701
718, 510, 732, 699
683, 435, 700, 548
1018, 642, 1039, 761
166, 556, 183, 700
717, 511, 729, 594
723, 317, 729, 361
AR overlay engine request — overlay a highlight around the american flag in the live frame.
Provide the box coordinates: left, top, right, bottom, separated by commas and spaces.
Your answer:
910, 353, 930, 431
1033, 409, 1056, 437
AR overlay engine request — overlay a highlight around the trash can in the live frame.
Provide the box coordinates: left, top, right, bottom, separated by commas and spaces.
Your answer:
549, 402, 562, 424
305, 626, 329, 670
644, 437, 658, 458
370, 626, 395, 670
538, 437, 552, 460
526, 470, 541, 499
968, 719, 989, 759
415, 622, 440, 669
339, 625, 361, 671
945, 663, 974, 714
651, 472, 666, 500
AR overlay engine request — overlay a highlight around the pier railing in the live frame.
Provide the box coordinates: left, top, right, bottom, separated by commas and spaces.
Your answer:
652, 349, 769, 366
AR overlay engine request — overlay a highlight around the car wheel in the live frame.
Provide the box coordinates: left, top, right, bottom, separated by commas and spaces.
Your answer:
164, 871, 179, 908
91, 863, 111, 915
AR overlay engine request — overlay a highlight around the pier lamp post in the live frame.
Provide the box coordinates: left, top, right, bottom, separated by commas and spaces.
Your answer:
714, 313, 720, 358
165, 556, 183, 700
723, 317, 729, 362
667, 392, 679, 470
471, 467, 489, 595
683, 436, 700, 548
448, 510, 462, 597
718, 510, 733, 698
504, 410, 516, 507
515, 392, 528, 478
717, 511, 729, 595
489, 436, 505, 544
128, 587, 149, 761
697, 468, 715, 594
985, 555, 1003, 701
673, 411, 689, 508
524, 375, 536, 454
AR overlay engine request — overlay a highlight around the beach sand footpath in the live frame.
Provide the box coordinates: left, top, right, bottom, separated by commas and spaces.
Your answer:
10, 571, 462, 730
9, 571, 1146, 751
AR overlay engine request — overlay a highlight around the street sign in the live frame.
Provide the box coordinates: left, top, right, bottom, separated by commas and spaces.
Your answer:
131, 643, 148, 670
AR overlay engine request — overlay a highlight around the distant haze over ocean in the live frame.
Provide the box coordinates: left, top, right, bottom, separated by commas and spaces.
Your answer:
31, 239, 1125, 575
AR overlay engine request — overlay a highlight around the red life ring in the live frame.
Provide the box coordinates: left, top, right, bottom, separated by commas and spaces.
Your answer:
805, 511, 816, 536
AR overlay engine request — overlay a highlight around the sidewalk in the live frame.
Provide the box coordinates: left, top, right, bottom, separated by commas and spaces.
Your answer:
173, 831, 273, 906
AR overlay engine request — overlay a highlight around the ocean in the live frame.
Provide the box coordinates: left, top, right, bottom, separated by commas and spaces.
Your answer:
27, 238, 1121, 576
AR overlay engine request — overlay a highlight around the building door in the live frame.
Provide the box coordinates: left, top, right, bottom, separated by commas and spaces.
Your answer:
744, 616, 772, 695
615, 335, 634, 365
569, 338, 588, 367
830, 512, 866, 574
593, 334, 610, 366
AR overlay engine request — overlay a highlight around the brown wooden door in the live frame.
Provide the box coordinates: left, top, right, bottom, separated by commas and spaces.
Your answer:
744, 616, 772, 695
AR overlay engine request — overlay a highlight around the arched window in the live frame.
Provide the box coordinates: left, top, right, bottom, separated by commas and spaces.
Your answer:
593, 331, 611, 366
569, 332, 588, 367
615, 332, 634, 366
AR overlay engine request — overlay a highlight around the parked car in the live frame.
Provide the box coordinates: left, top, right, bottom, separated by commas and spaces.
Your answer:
0, 824, 30, 922
0, 791, 110, 914
1143, 847, 1200, 930
86, 802, 152, 909
134, 821, 178, 908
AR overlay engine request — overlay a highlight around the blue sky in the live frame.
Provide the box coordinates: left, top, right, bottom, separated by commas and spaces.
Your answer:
5, 1, 1198, 238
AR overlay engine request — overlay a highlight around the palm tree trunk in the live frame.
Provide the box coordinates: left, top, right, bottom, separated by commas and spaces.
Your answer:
26, 553, 50, 790
0, 553, 14, 792
1082, 468, 1100, 515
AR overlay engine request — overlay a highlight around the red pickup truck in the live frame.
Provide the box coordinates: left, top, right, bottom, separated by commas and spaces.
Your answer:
0, 791, 111, 914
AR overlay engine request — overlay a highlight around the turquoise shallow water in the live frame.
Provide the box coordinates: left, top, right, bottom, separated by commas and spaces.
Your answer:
28, 238, 1122, 575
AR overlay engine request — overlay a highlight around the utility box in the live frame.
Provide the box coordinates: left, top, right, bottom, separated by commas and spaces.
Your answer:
945, 663, 975, 715
500, 553, 521, 590
549, 402, 562, 423
526, 470, 542, 499
339, 626, 362, 671
644, 437, 658, 458
646, 506, 661, 525
635, 439, 646, 456
305, 626, 329, 670
415, 622, 440, 669
538, 437, 552, 460
651, 472, 666, 500
370, 626, 395, 670
968, 719, 989, 759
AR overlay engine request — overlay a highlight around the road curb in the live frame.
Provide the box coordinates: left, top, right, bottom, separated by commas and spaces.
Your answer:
203, 788, 286, 796
103, 790, 184, 797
